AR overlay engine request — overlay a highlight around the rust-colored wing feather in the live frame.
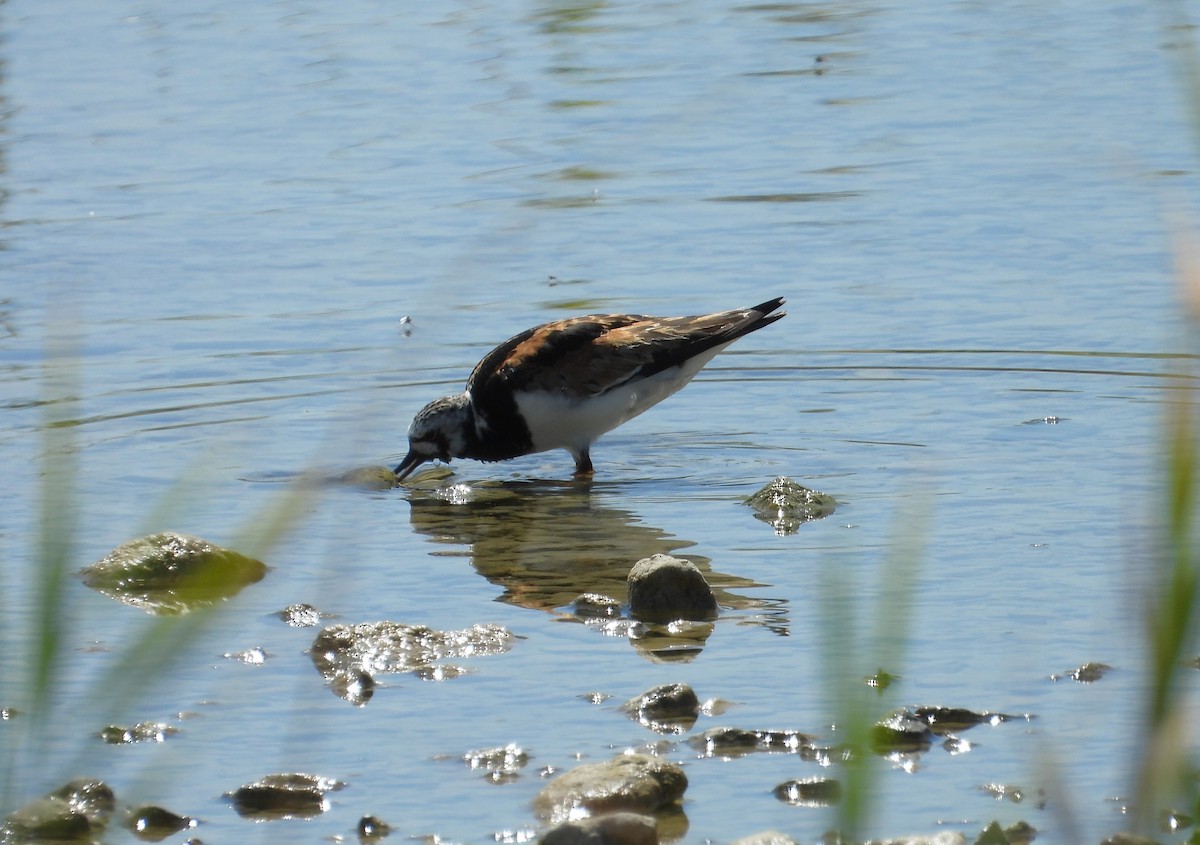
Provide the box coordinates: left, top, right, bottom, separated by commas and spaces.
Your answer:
467, 297, 784, 402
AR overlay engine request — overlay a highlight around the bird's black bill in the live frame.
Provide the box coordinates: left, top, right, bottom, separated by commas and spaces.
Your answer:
393, 449, 428, 482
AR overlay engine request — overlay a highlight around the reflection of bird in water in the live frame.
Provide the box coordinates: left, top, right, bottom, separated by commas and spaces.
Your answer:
404, 480, 791, 639
394, 298, 785, 481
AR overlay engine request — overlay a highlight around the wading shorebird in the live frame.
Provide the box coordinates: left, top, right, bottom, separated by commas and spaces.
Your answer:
393, 296, 786, 481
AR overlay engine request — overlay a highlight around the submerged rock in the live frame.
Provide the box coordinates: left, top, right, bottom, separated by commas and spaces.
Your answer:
229, 772, 344, 819
627, 555, 718, 624
464, 742, 530, 782
1051, 662, 1112, 683
98, 721, 178, 744
731, 832, 800, 845
126, 805, 197, 840
744, 477, 836, 535
975, 820, 1036, 845
912, 706, 1023, 734
943, 736, 973, 755
81, 531, 266, 615
534, 753, 687, 824
688, 726, 813, 758
2, 778, 115, 843
621, 683, 700, 734
223, 646, 268, 665
868, 833, 967, 845
310, 621, 515, 703
865, 668, 899, 691
773, 776, 840, 807
872, 709, 935, 754
540, 812, 658, 845
571, 593, 623, 620
978, 783, 1043, 807
1098, 834, 1157, 845
332, 669, 376, 706
1160, 810, 1193, 833
278, 603, 323, 627
358, 814, 392, 840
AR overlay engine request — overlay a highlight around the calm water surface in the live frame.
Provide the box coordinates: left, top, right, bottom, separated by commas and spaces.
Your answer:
1, 1, 1197, 843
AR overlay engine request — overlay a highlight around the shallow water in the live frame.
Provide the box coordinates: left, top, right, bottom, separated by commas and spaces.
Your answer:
2, 0, 1199, 843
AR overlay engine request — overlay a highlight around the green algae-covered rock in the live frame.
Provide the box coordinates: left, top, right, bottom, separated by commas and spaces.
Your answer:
332, 465, 400, 490
81, 531, 266, 615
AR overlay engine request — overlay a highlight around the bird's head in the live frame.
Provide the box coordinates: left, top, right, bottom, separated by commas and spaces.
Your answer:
394, 393, 472, 481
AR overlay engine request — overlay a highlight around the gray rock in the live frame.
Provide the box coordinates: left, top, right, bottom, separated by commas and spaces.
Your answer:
540, 813, 658, 845
534, 754, 687, 824
627, 555, 717, 623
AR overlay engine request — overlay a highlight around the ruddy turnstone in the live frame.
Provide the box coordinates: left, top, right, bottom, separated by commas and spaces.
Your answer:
394, 296, 786, 480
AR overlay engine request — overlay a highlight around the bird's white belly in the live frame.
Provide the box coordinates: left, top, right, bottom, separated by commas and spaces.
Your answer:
514, 346, 726, 454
